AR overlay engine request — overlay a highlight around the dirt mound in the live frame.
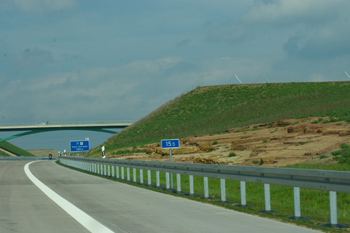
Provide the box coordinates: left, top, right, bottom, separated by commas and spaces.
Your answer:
104, 117, 350, 167
27, 149, 58, 157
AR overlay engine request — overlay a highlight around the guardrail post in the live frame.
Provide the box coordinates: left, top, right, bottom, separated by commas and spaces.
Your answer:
189, 175, 194, 195
121, 167, 124, 180
220, 178, 225, 201
140, 169, 144, 184
127, 167, 130, 181
287, 187, 310, 220
201, 177, 213, 199
156, 171, 160, 187
177, 174, 181, 192
97, 164, 100, 174
216, 178, 232, 203
185, 175, 200, 197
319, 191, 349, 228
166, 172, 170, 190
112, 165, 115, 177
133, 168, 137, 183
116, 166, 120, 179
104, 165, 107, 176
108, 165, 111, 177
258, 184, 277, 213
147, 170, 152, 186
234, 181, 252, 207
100, 164, 103, 175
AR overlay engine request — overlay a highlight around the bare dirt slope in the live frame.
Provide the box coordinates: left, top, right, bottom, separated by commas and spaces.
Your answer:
27, 149, 58, 157
102, 117, 350, 167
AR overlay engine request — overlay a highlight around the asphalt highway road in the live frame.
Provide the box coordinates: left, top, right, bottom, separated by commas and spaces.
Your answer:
0, 161, 322, 233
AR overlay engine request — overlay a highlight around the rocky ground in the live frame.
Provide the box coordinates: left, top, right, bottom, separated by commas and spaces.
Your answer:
103, 117, 350, 167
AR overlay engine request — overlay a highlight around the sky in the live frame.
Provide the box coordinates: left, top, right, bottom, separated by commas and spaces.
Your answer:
1, 0, 350, 152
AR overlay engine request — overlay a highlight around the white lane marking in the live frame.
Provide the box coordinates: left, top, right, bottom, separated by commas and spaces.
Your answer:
24, 161, 115, 233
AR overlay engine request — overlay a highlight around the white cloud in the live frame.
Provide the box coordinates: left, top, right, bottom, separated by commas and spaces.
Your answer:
0, 56, 273, 122
243, 0, 345, 27
12, 47, 54, 69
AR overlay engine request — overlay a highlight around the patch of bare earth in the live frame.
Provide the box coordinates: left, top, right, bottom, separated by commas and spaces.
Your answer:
104, 117, 350, 167
27, 149, 59, 157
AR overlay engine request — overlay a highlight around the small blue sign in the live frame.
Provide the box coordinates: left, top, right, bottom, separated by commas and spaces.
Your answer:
70, 140, 90, 152
161, 139, 180, 149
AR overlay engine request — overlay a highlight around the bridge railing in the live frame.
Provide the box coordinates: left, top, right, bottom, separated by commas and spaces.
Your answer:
0, 121, 135, 127
59, 156, 350, 228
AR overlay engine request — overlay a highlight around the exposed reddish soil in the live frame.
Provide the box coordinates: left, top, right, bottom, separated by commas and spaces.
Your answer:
104, 117, 350, 167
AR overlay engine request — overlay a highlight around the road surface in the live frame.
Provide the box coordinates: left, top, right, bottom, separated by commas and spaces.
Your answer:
0, 161, 321, 233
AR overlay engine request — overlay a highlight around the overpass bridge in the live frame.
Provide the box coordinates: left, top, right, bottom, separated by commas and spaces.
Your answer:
0, 121, 134, 143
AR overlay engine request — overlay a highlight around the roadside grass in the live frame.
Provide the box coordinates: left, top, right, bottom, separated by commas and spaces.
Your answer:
90, 81, 350, 156
0, 150, 10, 156
58, 160, 350, 232
0, 139, 35, 156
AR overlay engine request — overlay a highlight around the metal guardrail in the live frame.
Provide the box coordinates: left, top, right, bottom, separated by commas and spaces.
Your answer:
0, 156, 57, 161
59, 156, 349, 228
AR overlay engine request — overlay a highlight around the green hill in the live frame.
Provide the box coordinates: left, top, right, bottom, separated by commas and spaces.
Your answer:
90, 81, 350, 155
0, 140, 35, 156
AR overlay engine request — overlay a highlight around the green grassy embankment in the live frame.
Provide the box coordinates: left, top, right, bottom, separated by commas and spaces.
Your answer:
90, 81, 350, 155
0, 140, 35, 156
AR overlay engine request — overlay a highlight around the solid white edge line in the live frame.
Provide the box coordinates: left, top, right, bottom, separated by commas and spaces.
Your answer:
24, 161, 115, 233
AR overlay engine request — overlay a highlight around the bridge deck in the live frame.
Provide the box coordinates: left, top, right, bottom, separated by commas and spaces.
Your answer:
0, 122, 134, 131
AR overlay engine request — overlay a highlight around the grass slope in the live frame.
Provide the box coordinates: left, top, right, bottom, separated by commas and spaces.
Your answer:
90, 81, 350, 155
0, 140, 35, 156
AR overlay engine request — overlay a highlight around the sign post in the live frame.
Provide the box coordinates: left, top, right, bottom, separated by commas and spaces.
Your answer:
161, 139, 180, 189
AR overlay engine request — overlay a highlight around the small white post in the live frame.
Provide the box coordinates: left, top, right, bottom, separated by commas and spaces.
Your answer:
189, 175, 194, 195
240, 181, 246, 205
156, 171, 160, 187
329, 191, 338, 225
294, 187, 301, 217
147, 170, 151, 185
203, 177, 209, 198
166, 172, 170, 189
133, 168, 136, 182
220, 178, 226, 202
176, 174, 181, 192
140, 169, 144, 184
264, 183, 271, 211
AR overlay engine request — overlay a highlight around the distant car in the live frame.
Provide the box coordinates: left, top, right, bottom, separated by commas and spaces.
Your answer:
36, 123, 46, 125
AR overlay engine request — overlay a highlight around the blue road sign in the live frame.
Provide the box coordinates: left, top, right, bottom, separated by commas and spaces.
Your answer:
161, 139, 180, 149
70, 140, 90, 152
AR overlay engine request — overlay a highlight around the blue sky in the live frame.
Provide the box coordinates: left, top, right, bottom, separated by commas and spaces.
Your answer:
1, 0, 350, 151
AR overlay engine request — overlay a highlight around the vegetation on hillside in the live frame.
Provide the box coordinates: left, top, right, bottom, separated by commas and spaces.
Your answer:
0, 140, 35, 156
90, 81, 350, 155
0, 150, 10, 156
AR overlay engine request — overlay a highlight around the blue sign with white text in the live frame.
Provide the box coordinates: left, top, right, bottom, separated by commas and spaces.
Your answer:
70, 140, 90, 152
161, 139, 180, 149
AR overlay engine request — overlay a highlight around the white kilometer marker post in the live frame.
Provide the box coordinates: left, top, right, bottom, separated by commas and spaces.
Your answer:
161, 139, 180, 189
